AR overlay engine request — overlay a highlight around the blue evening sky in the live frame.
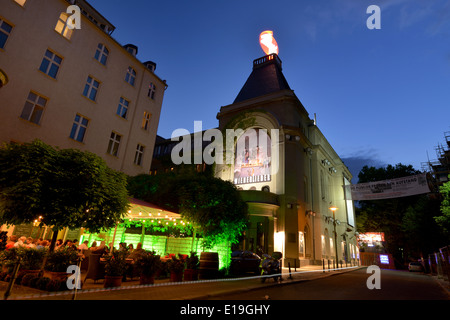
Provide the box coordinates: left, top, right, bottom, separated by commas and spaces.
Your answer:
89, 0, 450, 180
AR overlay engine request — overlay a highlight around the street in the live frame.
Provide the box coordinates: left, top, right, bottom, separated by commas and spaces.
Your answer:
208, 268, 450, 300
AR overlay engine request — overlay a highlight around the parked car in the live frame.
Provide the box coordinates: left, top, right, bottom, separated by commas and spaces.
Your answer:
408, 261, 423, 272
230, 251, 261, 275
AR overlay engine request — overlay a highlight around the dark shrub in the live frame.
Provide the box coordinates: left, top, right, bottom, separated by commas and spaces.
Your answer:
46, 279, 63, 292
14, 270, 28, 285
29, 276, 41, 288
0, 271, 8, 281
21, 273, 37, 287
36, 277, 51, 291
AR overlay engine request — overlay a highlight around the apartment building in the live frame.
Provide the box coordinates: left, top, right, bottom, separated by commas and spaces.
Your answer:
0, 0, 167, 176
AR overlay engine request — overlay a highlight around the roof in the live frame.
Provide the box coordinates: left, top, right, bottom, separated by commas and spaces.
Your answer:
233, 54, 292, 104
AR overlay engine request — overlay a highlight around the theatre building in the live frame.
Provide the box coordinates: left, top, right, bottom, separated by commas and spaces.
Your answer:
154, 52, 358, 267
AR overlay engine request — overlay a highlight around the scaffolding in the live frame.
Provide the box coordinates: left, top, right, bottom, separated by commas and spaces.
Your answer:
422, 131, 450, 187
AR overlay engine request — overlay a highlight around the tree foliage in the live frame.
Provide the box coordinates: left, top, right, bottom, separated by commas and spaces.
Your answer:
0, 140, 129, 248
128, 171, 249, 248
437, 176, 450, 234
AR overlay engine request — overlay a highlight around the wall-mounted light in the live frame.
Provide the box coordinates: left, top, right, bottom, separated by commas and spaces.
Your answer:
287, 203, 292, 209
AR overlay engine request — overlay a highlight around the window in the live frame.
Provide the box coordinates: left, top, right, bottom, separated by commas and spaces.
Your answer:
94, 43, 109, 65
83, 76, 100, 101
70, 114, 89, 142
116, 97, 129, 119
20, 92, 47, 125
142, 111, 152, 131
107, 132, 121, 156
148, 83, 156, 99
125, 67, 136, 86
0, 19, 13, 49
55, 13, 73, 40
39, 49, 63, 79
14, 0, 27, 6
134, 144, 145, 166
142, 111, 151, 130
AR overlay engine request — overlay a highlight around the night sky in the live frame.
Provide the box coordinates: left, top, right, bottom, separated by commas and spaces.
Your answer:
89, 0, 450, 181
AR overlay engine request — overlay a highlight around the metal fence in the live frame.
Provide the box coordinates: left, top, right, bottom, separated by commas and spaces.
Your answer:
424, 245, 450, 282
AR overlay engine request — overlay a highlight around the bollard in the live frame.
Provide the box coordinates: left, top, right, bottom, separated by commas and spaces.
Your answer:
4, 259, 21, 300
323, 259, 325, 273
288, 262, 292, 279
71, 257, 83, 301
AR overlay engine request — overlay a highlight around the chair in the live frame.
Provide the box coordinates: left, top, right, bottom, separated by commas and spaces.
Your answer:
83, 254, 105, 285
80, 249, 91, 272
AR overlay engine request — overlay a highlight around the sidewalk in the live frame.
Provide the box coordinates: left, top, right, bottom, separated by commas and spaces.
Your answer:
5, 265, 363, 300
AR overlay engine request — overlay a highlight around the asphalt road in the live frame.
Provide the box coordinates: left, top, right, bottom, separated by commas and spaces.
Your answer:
207, 268, 450, 300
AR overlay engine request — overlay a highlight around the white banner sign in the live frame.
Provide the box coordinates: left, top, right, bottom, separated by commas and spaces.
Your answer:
345, 173, 431, 201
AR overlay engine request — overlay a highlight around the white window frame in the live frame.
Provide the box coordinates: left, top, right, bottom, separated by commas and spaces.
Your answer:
125, 67, 136, 86
134, 144, 145, 166
107, 132, 122, 157
20, 92, 47, 125
116, 97, 129, 119
94, 43, 109, 65
0, 18, 13, 49
83, 76, 100, 101
70, 114, 89, 142
142, 111, 151, 131
39, 49, 63, 79
148, 82, 156, 99
55, 13, 73, 40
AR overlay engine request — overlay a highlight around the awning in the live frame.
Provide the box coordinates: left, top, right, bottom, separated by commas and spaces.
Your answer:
126, 198, 184, 224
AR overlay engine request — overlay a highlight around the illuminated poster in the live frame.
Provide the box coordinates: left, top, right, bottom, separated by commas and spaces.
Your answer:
234, 129, 271, 185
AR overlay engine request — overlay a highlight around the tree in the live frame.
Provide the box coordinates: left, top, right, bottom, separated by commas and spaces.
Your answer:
356, 163, 446, 266
0, 140, 129, 251
128, 171, 249, 248
436, 176, 450, 235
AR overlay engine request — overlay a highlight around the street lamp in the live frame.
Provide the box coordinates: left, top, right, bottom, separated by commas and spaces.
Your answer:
329, 206, 339, 269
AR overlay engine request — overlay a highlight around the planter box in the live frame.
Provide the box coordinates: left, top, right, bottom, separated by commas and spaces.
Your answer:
139, 274, 155, 285
170, 271, 183, 282
104, 275, 122, 288
183, 269, 198, 281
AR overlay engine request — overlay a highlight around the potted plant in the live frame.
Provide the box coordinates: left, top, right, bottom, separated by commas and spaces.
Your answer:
103, 249, 127, 288
184, 252, 199, 281
14, 247, 47, 276
0, 247, 19, 274
44, 247, 80, 281
135, 251, 161, 285
167, 254, 185, 282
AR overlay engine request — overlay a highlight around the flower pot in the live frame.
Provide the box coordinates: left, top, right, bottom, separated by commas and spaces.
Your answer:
49, 271, 68, 281
170, 271, 183, 282
104, 275, 122, 288
139, 274, 155, 285
21, 269, 42, 277
183, 269, 198, 281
